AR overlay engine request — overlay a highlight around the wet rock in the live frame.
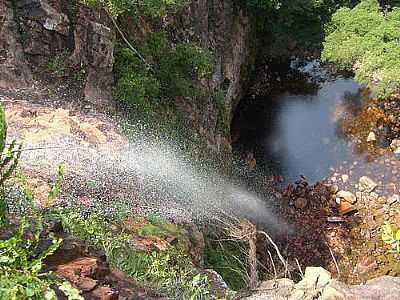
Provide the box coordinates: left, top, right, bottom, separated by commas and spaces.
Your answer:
359, 176, 378, 193
105, 269, 166, 300
337, 190, 357, 204
294, 197, 308, 209
56, 257, 107, 282
367, 131, 377, 142
72, 5, 115, 111
354, 256, 378, 275
77, 277, 98, 292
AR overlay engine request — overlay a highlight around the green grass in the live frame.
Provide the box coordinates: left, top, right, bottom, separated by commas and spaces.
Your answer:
204, 234, 248, 291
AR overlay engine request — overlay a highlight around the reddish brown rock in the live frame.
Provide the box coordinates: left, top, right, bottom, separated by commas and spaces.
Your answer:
339, 201, 357, 215
87, 287, 118, 300
294, 197, 308, 209
355, 256, 378, 275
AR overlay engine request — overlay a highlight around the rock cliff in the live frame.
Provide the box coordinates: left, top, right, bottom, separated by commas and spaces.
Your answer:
0, 0, 254, 157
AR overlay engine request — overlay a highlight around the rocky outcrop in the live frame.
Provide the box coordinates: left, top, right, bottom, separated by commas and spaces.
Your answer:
70, 5, 115, 110
179, 1, 252, 151
242, 267, 400, 300
2, 0, 254, 155
2, 0, 115, 110
0, 0, 33, 88
158, 1, 253, 155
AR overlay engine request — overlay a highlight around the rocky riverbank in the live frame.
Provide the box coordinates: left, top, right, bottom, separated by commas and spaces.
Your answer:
256, 93, 400, 287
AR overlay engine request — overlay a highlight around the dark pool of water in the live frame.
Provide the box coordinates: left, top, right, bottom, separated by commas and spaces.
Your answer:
233, 64, 370, 183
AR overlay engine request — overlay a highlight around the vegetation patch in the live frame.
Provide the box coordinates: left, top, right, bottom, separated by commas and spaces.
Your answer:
204, 235, 248, 291
55, 210, 218, 299
322, 0, 400, 97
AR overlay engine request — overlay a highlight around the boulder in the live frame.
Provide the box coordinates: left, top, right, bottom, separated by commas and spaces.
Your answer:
295, 267, 331, 290
242, 273, 400, 300
339, 201, 357, 215
324, 277, 400, 300
336, 190, 357, 204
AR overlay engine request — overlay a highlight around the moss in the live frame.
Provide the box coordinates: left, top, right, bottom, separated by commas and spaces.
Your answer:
213, 90, 230, 138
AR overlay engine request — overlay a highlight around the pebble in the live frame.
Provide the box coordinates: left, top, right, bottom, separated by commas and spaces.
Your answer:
390, 139, 400, 154
341, 174, 349, 183
388, 194, 400, 205
367, 131, 376, 142
294, 197, 308, 209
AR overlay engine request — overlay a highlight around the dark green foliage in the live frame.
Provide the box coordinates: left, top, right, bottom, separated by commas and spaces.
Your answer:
245, 0, 280, 10
80, 0, 188, 17
113, 32, 213, 130
244, 0, 356, 56
322, 0, 400, 97
271, 0, 357, 53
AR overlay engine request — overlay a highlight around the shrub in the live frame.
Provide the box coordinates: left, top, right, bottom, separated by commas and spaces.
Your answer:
113, 32, 213, 129
322, 0, 400, 97
80, 0, 188, 17
0, 105, 22, 225
0, 217, 83, 300
0, 219, 64, 300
